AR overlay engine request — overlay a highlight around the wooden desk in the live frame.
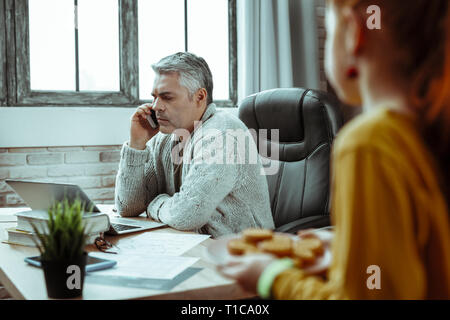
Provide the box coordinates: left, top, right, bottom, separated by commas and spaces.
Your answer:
0, 206, 253, 300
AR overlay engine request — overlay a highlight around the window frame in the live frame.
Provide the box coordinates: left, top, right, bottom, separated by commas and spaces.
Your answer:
1, 0, 237, 108
0, 0, 7, 106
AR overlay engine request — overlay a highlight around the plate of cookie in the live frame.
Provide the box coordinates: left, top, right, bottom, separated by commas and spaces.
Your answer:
205, 228, 333, 275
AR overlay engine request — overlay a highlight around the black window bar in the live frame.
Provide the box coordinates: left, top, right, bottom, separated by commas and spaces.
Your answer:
74, 0, 80, 92
184, 0, 188, 52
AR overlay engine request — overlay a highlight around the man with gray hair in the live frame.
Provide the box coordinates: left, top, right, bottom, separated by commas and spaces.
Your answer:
114, 52, 274, 238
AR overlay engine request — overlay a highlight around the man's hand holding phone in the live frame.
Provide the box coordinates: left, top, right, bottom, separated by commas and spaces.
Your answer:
129, 102, 159, 150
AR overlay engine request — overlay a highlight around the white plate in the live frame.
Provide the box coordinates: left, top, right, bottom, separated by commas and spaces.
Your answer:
204, 234, 242, 265
204, 229, 333, 275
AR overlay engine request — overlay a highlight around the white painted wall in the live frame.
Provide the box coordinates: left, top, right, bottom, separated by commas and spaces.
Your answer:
0, 107, 239, 148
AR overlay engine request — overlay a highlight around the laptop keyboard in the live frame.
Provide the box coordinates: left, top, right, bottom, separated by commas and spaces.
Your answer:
111, 223, 140, 231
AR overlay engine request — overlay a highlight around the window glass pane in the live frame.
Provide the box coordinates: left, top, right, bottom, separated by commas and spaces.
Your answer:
78, 0, 120, 91
188, 0, 229, 100
138, 0, 185, 100
29, 0, 75, 91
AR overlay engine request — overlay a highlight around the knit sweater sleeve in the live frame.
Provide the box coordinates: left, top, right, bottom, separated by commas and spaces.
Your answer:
114, 137, 160, 217
147, 132, 239, 231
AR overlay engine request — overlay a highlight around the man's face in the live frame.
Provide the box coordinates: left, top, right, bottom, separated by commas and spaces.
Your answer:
151, 73, 201, 134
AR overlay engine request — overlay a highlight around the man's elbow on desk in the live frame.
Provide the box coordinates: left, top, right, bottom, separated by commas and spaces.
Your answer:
115, 200, 147, 218
154, 211, 206, 232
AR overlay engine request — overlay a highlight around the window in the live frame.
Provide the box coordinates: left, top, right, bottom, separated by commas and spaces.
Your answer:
29, 0, 120, 92
0, 0, 237, 107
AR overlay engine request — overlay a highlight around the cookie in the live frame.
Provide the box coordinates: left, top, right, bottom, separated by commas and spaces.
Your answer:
292, 243, 316, 263
242, 228, 274, 243
292, 257, 304, 268
257, 235, 293, 257
292, 238, 324, 265
295, 238, 324, 255
272, 234, 293, 244
227, 239, 259, 255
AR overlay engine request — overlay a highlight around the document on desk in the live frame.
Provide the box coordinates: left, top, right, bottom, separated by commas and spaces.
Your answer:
89, 252, 199, 280
116, 232, 210, 256
88, 233, 209, 280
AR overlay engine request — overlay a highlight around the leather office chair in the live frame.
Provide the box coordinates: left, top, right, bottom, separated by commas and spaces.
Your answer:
238, 88, 344, 233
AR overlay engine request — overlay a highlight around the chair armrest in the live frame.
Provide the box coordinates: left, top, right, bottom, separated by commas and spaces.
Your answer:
274, 216, 331, 234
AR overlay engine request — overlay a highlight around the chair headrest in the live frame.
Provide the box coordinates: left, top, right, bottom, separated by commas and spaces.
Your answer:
238, 88, 343, 161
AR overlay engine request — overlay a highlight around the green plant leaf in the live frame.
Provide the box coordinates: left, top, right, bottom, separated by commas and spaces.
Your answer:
32, 195, 88, 261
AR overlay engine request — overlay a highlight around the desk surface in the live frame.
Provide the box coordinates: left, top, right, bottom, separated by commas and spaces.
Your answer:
0, 206, 252, 300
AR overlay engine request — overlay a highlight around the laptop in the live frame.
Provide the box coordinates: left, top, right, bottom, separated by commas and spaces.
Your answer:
5, 180, 166, 235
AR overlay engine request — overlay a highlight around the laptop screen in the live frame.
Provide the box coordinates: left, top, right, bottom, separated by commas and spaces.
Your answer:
5, 180, 101, 213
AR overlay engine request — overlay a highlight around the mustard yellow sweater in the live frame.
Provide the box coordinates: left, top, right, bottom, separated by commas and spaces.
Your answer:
272, 108, 450, 299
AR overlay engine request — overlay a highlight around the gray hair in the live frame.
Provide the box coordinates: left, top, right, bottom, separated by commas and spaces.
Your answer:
152, 52, 214, 105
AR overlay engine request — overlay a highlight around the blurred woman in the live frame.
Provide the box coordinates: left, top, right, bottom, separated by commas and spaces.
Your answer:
218, 0, 450, 299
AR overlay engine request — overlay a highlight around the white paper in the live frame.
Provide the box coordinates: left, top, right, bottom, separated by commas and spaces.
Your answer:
87, 232, 209, 280
116, 232, 210, 256
89, 252, 199, 280
97, 204, 115, 215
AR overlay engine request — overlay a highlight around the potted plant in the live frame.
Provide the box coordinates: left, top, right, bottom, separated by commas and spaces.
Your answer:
32, 198, 90, 299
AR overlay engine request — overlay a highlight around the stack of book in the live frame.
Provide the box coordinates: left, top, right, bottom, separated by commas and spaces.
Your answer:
5, 210, 110, 247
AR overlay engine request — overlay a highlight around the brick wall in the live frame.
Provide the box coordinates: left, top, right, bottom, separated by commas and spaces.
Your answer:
0, 146, 122, 208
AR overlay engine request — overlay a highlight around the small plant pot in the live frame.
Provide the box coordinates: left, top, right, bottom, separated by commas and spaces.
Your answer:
41, 252, 87, 299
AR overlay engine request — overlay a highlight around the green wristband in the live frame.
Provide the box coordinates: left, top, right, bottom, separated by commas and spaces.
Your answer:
257, 258, 295, 299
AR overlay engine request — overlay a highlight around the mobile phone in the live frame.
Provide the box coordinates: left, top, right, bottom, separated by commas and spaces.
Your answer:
24, 255, 117, 272
147, 109, 159, 129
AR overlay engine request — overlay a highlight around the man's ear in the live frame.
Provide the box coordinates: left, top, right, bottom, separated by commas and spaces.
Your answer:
342, 7, 365, 56
195, 88, 208, 105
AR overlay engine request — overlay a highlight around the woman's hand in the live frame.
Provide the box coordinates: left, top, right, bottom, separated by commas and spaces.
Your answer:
217, 254, 276, 294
